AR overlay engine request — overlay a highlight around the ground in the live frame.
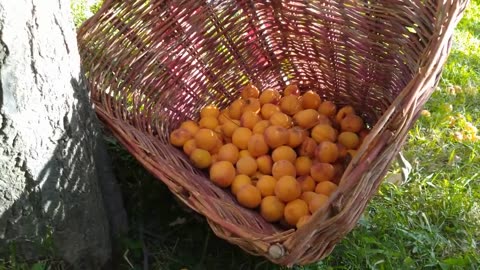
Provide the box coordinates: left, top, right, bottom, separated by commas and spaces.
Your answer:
2, 0, 479, 269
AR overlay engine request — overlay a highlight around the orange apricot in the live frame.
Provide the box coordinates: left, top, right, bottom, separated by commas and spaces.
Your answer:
272, 160, 296, 179
259, 88, 281, 104
260, 196, 285, 222
270, 112, 293, 128
241, 83, 260, 99
247, 134, 269, 157
288, 126, 308, 148
236, 156, 258, 176
189, 148, 212, 169
264, 125, 289, 148
318, 101, 337, 117
209, 161, 236, 187
279, 95, 302, 116
295, 156, 313, 176
256, 155, 273, 175
338, 131, 360, 149
272, 145, 297, 163
232, 127, 252, 150
300, 91, 321, 110
170, 128, 192, 147
260, 103, 281, 120
315, 181, 338, 196
310, 162, 335, 182
217, 143, 240, 164
194, 128, 218, 151
293, 109, 320, 129
275, 176, 302, 203
284, 199, 309, 226
231, 174, 252, 195
236, 184, 262, 208
311, 124, 337, 143
256, 175, 277, 197
315, 141, 339, 163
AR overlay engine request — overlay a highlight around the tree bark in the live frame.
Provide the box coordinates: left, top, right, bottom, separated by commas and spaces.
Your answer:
0, 0, 126, 268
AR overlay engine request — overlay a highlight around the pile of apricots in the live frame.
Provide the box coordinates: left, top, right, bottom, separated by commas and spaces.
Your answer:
170, 84, 369, 229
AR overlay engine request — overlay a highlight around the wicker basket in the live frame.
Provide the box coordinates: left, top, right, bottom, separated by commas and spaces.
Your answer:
77, 0, 468, 266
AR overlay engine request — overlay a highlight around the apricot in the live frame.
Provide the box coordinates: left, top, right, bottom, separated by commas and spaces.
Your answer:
310, 162, 335, 182
200, 105, 220, 118
256, 155, 273, 175
209, 139, 223, 154
180, 120, 200, 136
252, 120, 270, 134
270, 112, 293, 128
284, 84, 300, 96
217, 143, 240, 164
170, 128, 192, 147
272, 160, 296, 179
295, 156, 313, 176
243, 98, 261, 113
194, 129, 218, 151
218, 111, 231, 125
247, 134, 269, 157
256, 175, 277, 197
264, 125, 289, 148
298, 175, 316, 192
311, 124, 337, 143
189, 148, 212, 169
338, 131, 360, 149
272, 145, 297, 163
279, 95, 302, 116
300, 191, 319, 205
335, 105, 355, 124
221, 119, 240, 138
239, 149, 252, 158
232, 127, 252, 150
300, 90, 321, 110
297, 137, 317, 158
209, 161, 236, 187
259, 88, 281, 104
315, 181, 338, 196
260, 103, 281, 119
183, 139, 196, 156
199, 116, 219, 130
260, 196, 285, 222
240, 111, 261, 130
236, 185, 262, 209
236, 156, 258, 176
274, 176, 302, 202
340, 114, 364, 133
231, 174, 252, 195
317, 114, 333, 126
228, 98, 246, 119
315, 141, 339, 163
284, 199, 309, 226
309, 194, 329, 213
241, 83, 260, 99
318, 101, 337, 117
293, 109, 320, 129
288, 127, 308, 148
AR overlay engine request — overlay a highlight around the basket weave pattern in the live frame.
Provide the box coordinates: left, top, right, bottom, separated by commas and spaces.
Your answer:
78, 0, 468, 265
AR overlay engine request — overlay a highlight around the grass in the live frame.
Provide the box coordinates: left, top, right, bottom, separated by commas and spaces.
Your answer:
4, 0, 479, 269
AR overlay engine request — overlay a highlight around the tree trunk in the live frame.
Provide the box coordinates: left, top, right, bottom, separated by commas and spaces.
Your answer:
0, 0, 126, 268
